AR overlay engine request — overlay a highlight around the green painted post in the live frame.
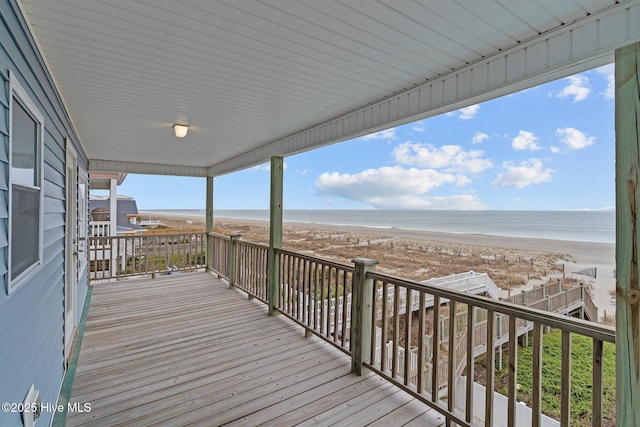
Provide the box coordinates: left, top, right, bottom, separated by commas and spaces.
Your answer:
227, 233, 241, 289
351, 258, 378, 375
205, 176, 213, 271
615, 42, 640, 427
268, 157, 283, 316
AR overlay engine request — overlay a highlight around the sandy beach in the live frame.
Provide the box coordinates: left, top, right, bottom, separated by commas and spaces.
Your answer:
140, 212, 617, 323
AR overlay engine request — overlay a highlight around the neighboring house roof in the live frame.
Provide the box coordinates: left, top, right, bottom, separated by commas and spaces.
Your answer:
89, 195, 146, 231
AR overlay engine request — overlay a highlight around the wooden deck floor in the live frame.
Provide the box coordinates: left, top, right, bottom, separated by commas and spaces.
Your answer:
67, 272, 445, 426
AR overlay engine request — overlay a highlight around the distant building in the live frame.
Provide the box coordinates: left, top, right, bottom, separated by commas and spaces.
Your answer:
89, 194, 147, 235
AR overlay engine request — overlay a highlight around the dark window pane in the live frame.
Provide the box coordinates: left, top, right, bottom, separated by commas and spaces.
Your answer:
11, 185, 39, 279
12, 98, 38, 187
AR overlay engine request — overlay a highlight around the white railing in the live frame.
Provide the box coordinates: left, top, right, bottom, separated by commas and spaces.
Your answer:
89, 221, 110, 238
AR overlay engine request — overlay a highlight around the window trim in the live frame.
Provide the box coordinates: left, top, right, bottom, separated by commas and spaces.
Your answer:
78, 168, 88, 278
8, 72, 45, 294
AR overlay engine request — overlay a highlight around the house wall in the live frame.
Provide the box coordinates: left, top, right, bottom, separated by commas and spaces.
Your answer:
0, 1, 89, 426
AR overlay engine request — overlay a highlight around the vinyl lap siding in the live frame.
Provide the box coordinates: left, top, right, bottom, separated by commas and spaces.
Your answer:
0, 2, 89, 426
0, 70, 8, 286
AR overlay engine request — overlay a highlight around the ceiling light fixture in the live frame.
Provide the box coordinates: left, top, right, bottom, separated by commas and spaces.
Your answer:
173, 124, 189, 138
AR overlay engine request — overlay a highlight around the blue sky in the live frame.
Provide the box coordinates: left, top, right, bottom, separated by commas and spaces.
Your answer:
117, 64, 615, 211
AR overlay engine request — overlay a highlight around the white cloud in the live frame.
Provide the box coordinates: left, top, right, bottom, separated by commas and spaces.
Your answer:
315, 166, 459, 200
573, 206, 615, 211
556, 127, 595, 150
556, 74, 591, 102
366, 194, 488, 210
595, 64, 614, 99
315, 166, 485, 209
491, 159, 554, 189
459, 104, 480, 120
392, 142, 493, 174
447, 104, 480, 120
471, 132, 489, 144
550, 146, 561, 153
361, 128, 396, 141
412, 121, 426, 132
512, 131, 541, 151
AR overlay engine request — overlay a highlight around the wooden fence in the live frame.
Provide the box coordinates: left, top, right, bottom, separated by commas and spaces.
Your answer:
88, 232, 206, 281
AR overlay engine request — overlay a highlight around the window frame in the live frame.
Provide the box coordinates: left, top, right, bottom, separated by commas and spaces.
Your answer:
77, 168, 88, 278
8, 73, 45, 294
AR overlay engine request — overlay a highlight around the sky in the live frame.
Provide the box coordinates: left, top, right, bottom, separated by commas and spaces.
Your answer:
116, 64, 615, 211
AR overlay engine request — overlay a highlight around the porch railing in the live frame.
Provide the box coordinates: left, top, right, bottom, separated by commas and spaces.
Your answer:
88, 232, 207, 281
364, 272, 614, 426
209, 233, 230, 279
207, 232, 615, 426
503, 280, 598, 321
235, 240, 269, 302
89, 220, 110, 237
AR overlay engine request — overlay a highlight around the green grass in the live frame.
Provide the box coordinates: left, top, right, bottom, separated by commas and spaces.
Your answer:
476, 329, 616, 426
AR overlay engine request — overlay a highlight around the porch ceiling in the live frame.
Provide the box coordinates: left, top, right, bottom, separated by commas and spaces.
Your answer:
17, 0, 640, 177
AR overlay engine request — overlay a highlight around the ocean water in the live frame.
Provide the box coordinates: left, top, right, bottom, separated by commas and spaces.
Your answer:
141, 209, 615, 244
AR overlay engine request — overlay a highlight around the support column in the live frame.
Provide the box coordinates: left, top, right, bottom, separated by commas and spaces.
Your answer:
109, 178, 117, 236
109, 178, 117, 276
615, 42, 640, 427
268, 157, 283, 316
351, 258, 377, 375
205, 176, 213, 271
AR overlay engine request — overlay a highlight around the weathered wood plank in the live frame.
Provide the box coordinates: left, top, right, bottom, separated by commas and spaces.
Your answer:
561, 330, 572, 426
296, 382, 400, 426
532, 322, 543, 427
485, 309, 495, 426
66, 272, 442, 427
70, 330, 314, 398
593, 338, 604, 427
331, 387, 414, 425
234, 373, 388, 425
351, 258, 376, 375
368, 398, 446, 426
615, 41, 640, 427
508, 315, 518, 426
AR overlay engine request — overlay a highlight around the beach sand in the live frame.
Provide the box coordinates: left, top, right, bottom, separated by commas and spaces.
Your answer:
140, 212, 616, 323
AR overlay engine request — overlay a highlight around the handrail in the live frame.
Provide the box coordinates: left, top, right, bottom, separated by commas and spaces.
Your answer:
365, 270, 614, 426
366, 272, 613, 342
276, 247, 353, 271
88, 232, 207, 281
204, 233, 614, 426
503, 281, 599, 321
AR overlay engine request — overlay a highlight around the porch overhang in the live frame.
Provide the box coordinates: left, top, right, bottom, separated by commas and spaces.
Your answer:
17, 0, 640, 177
88, 171, 128, 190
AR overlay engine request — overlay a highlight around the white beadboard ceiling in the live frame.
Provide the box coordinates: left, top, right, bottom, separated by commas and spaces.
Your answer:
16, 0, 640, 177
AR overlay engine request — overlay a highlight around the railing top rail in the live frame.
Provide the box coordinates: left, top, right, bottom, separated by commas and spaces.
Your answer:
88, 231, 206, 238
236, 240, 269, 250
276, 247, 354, 271
367, 271, 615, 343
208, 232, 231, 241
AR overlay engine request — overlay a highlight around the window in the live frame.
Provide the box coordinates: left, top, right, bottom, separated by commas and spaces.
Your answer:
8, 75, 44, 292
